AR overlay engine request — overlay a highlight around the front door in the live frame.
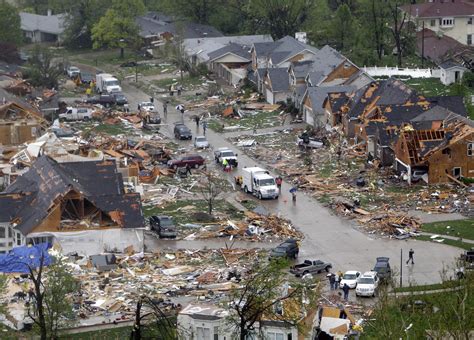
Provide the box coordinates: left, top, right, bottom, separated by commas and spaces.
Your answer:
452, 167, 461, 178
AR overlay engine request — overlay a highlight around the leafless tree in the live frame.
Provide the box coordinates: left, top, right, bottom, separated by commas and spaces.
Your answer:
199, 171, 223, 215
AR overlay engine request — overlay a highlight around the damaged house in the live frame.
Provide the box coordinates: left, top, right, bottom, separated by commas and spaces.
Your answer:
0, 155, 144, 254
394, 114, 474, 184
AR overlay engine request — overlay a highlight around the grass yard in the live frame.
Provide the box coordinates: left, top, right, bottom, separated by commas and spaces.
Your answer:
152, 75, 204, 90
422, 219, 474, 241
416, 234, 473, 250
404, 78, 466, 97
393, 280, 460, 293
63, 326, 133, 339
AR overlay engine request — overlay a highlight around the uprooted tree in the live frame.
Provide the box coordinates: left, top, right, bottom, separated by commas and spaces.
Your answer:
226, 259, 320, 340
199, 171, 223, 215
25, 250, 77, 340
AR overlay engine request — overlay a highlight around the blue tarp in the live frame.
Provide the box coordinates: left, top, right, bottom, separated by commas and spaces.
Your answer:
0, 243, 52, 273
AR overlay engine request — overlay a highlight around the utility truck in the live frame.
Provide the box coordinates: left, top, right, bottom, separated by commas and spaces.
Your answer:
241, 167, 279, 199
96, 73, 122, 93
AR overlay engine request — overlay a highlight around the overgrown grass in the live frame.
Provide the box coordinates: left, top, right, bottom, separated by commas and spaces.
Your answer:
416, 234, 473, 250
422, 219, 474, 241
62, 326, 133, 339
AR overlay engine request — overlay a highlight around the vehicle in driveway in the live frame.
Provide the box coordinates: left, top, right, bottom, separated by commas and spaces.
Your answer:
194, 136, 209, 148
174, 123, 192, 140
355, 271, 379, 297
373, 257, 392, 282
339, 271, 361, 289
85, 94, 116, 107
167, 155, 205, 169
290, 259, 332, 277
269, 239, 299, 260
149, 215, 177, 238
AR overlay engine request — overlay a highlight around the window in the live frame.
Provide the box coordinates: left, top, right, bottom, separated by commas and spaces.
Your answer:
468, 143, 473, 156
214, 326, 219, 340
267, 333, 285, 340
469, 17, 473, 25
0, 227, 5, 239
468, 34, 472, 45
196, 327, 211, 340
441, 18, 454, 26
430, 19, 436, 27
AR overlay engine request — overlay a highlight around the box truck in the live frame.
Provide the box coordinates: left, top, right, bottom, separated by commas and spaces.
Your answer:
241, 167, 279, 199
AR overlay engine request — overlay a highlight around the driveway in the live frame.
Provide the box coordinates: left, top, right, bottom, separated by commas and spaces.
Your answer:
122, 82, 461, 286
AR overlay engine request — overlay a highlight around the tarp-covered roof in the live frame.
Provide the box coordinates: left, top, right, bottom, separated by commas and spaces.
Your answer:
0, 243, 51, 273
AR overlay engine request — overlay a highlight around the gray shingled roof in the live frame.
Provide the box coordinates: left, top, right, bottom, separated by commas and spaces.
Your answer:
267, 68, 290, 92
208, 43, 251, 61
305, 85, 355, 113
254, 36, 319, 66
20, 12, 66, 35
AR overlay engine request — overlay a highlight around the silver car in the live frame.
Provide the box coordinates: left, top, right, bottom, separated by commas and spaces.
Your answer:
194, 136, 209, 148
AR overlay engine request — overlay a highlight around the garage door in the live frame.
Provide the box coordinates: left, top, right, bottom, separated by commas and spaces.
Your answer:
265, 88, 274, 104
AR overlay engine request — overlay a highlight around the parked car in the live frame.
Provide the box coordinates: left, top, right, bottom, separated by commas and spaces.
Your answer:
355, 271, 379, 297
140, 101, 155, 112
59, 107, 94, 121
194, 136, 209, 149
85, 94, 116, 107
339, 271, 361, 289
373, 257, 392, 281
67, 66, 81, 78
174, 123, 192, 140
167, 155, 205, 169
214, 147, 238, 166
149, 215, 177, 239
290, 259, 332, 277
269, 239, 299, 260
112, 92, 128, 106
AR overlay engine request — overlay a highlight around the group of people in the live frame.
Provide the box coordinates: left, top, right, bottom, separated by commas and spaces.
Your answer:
328, 271, 350, 301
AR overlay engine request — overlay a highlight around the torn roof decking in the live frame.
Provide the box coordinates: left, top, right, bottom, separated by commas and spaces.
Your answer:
1, 155, 144, 234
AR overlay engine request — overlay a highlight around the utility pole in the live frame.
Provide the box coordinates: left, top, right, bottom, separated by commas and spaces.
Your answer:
400, 248, 403, 287
421, 21, 425, 68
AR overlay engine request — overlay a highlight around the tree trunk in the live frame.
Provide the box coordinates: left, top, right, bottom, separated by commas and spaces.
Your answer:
132, 300, 142, 340
37, 294, 47, 340
208, 199, 212, 215
240, 319, 246, 340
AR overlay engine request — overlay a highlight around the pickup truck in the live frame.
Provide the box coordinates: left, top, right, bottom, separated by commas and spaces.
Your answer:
290, 260, 332, 277
59, 107, 93, 121
214, 147, 238, 167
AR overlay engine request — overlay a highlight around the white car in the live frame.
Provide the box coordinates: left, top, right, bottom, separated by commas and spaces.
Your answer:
67, 66, 81, 78
339, 270, 361, 289
355, 271, 379, 297
194, 136, 209, 148
140, 101, 155, 112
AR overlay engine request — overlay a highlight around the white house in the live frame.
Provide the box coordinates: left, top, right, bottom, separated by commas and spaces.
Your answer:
20, 11, 66, 43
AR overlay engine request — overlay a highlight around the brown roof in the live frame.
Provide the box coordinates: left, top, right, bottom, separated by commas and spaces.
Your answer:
417, 28, 466, 63
401, 1, 474, 18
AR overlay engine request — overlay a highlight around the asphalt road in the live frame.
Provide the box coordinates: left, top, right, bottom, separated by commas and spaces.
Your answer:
121, 80, 462, 286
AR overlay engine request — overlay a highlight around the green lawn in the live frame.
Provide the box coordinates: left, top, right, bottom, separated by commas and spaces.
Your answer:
393, 280, 460, 293
404, 78, 468, 97
422, 219, 474, 241
416, 234, 473, 250
63, 326, 133, 339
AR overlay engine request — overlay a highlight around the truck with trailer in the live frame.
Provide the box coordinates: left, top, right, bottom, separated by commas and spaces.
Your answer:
241, 167, 279, 199
95, 73, 122, 93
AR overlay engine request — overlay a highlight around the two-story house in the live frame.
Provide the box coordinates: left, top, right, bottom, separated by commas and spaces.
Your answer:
401, 0, 474, 46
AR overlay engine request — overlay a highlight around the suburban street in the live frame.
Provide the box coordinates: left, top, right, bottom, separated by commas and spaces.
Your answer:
121, 80, 462, 286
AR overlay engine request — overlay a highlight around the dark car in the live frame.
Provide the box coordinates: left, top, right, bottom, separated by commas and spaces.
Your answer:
373, 257, 392, 281
167, 155, 205, 169
85, 94, 116, 107
149, 215, 177, 239
112, 92, 128, 106
269, 239, 299, 260
174, 123, 192, 140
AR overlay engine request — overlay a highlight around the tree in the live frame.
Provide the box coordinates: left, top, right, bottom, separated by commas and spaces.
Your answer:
24, 46, 63, 88
19, 0, 49, 14
0, 2, 22, 47
91, 0, 145, 50
198, 171, 223, 215
245, 0, 314, 39
26, 252, 77, 340
130, 296, 177, 340
331, 4, 353, 51
388, 1, 409, 67
226, 259, 319, 340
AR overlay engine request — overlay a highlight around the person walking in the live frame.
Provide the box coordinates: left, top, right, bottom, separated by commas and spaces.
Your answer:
222, 158, 229, 172
329, 273, 336, 290
195, 116, 200, 127
342, 283, 350, 301
276, 176, 282, 190
185, 164, 192, 176
176, 104, 185, 122
163, 101, 168, 118
202, 121, 207, 135
334, 272, 340, 289
406, 248, 415, 265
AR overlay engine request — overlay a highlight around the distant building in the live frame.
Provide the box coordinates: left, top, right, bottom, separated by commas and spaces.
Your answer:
401, 0, 474, 46
20, 11, 66, 43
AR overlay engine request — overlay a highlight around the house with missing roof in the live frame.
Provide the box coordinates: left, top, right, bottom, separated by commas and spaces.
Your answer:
20, 11, 66, 43
0, 155, 144, 254
394, 114, 474, 184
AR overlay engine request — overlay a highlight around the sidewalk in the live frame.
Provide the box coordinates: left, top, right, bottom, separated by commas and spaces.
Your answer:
419, 232, 474, 245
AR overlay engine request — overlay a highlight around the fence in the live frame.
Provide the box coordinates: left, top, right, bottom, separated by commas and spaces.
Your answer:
362, 66, 441, 79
